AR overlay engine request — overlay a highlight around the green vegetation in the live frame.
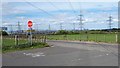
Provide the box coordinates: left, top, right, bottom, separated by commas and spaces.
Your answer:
1, 31, 8, 36
46, 29, 118, 43
47, 33, 117, 43
2, 29, 118, 53
54, 30, 118, 35
2, 38, 49, 53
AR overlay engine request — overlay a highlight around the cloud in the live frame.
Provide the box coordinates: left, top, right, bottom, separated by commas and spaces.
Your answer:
113, 19, 118, 22
2, 0, 119, 2
2, 2, 118, 30
2, 2, 27, 16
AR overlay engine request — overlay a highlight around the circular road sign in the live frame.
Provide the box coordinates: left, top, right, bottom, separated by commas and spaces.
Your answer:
28, 20, 33, 28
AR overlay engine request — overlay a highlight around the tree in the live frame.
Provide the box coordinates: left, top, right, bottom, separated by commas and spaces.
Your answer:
1, 31, 8, 36
55, 30, 68, 35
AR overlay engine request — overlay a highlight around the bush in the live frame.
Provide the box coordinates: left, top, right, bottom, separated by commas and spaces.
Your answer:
2, 31, 8, 36
54, 30, 115, 35
55, 30, 69, 35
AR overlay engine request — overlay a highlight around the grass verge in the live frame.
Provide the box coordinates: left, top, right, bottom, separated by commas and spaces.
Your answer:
2, 42, 49, 53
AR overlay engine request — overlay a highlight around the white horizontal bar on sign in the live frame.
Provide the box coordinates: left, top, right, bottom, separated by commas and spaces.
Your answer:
2, 0, 119, 2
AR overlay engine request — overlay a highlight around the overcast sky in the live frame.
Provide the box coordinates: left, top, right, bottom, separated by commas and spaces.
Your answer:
1, 0, 118, 31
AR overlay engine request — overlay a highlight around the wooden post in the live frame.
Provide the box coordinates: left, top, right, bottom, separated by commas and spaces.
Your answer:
44, 35, 47, 43
15, 35, 18, 46
28, 28, 33, 45
116, 34, 118, 43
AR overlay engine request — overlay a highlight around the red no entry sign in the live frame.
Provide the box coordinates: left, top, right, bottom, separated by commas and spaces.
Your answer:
28, 21, 33, 28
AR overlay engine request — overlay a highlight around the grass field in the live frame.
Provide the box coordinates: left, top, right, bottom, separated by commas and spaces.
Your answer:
2, 37, 48, 53
2, 33, 117, 53
47, 34, 117, 43
2, 38, 27, 46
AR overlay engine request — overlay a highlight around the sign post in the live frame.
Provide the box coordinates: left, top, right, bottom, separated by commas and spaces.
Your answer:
28, 20, 33, 45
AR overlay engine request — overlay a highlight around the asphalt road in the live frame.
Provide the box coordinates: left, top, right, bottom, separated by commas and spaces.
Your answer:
2, 40, 118, 66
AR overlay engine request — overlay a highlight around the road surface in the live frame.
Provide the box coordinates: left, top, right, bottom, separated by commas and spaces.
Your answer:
2, 40, 118, 66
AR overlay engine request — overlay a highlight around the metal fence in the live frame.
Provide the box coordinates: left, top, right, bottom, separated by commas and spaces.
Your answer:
2, 34, 47, 47
2, 23, 118, 44
47, 34, 118, 43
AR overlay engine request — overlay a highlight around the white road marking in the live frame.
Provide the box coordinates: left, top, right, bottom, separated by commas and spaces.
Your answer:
26, 53, 32, 56
41, 55, 45, 56
106, 54, 109, 55
98, 55, 102, 57
35, 52, 43, 54
51, 46, 54, 47
32, 56, 37, 58
71, 58, 82, 62
23, 53, 25, 54
23, 52, 45, 57
35, 54, 40, 57
94, 55, 103, 58
78, 59, 81, 60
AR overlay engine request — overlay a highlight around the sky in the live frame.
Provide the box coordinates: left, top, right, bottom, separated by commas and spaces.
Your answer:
1, 0, 118, 31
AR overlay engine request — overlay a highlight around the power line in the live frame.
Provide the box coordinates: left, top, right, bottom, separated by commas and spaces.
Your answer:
25, 1, 56, 18
33, 23, 41, 31
47, 0, 64, 13
25, 1, 68, 29
5, 24, 27, 32
36, 24, 39, 31
78, 2, 84, 31
67, 0, 78, 19
67, 1, 84, 31
67, 0, 76, 14
68, 0, 81, 31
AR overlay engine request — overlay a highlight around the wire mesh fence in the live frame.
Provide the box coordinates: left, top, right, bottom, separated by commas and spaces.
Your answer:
2, 34, 47, 51
2, 23, 118, 52
47, 33, 118, 43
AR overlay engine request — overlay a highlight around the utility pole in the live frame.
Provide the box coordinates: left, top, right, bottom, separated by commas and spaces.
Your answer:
78, 3, 84, 31
18, 21, 21, 34
107, 15, 113, 30
78, 14, 84, 31
48, 24, 51, 34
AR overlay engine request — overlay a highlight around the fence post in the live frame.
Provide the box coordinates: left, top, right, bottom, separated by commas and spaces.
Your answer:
30, 31, 32, 45
44, 35, 47, 43
40, 36, 42, 42
116, 34, 118, 43
80, 34, 81, 41
26, 35, 27, 44
15, 35, 18, 46
42, 36, 44, 42
86, 34, 88, 41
